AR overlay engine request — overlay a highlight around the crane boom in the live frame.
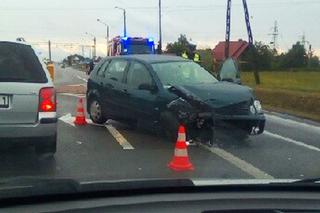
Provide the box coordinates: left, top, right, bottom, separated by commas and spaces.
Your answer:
224, 0, 254, 59
224, 0, 232, 59
242, 0, 253, 44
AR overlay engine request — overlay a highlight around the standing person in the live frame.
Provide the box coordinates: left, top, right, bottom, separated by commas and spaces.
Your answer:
181, 51, 188, 59
88, 59, 94, 75
193, 51, 201, 64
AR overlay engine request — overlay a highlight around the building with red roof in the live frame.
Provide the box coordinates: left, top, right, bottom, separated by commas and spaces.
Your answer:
212, 40, 249, 64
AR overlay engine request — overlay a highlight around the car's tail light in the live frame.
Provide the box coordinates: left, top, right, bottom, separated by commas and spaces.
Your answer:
39, 87, 56, 112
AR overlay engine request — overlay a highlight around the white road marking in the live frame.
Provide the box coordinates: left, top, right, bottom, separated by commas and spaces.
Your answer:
198, 143, 274, 179
77, 75, 88, 83
265, 113, 320, 132
59, 113, 75, 127
59, 114, 134, 149
59, 93, 85, 98
86, 119, 105, 127
59, 114, 106, 127
264, 130, 320, 152
105, 124, 135, 150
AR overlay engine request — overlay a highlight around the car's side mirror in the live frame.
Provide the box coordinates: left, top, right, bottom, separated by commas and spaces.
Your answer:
138, 83, 158, 92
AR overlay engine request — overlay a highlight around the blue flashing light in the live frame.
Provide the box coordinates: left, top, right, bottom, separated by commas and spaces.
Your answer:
123, 49, 128, 53
148, 38, 154, 43
122, 37, 128, 41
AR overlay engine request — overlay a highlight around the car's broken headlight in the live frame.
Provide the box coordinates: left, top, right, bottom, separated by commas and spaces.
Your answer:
254, 100, 262, 113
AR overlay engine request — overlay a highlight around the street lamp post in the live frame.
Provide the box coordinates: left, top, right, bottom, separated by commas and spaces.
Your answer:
158, 0, 162, 54
85, 32, 96, 59
97, 18, 110, 55
115, 6, 127, 37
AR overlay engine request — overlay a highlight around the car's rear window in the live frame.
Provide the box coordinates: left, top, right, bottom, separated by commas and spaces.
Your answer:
0, 42, 47, 83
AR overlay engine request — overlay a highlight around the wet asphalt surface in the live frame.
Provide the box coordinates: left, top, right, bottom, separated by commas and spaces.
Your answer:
1, 65, 320, 182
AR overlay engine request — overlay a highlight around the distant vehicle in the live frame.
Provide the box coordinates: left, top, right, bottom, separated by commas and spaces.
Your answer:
108, 36, 155, 56
0, 41, 57, 156
86, 55, 265, 143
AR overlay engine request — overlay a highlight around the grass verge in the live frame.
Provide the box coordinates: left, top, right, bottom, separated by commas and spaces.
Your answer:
241, 72, 320, 122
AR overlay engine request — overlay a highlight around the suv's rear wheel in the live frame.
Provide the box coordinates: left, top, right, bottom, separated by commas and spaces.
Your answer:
89, 98, 107, 124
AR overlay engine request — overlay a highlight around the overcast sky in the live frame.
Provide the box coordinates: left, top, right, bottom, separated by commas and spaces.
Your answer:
1, 0, 319, 60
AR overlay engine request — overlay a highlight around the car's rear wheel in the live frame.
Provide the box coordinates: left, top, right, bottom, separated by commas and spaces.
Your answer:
89, 98, 107, 124
35, 134, 57, 157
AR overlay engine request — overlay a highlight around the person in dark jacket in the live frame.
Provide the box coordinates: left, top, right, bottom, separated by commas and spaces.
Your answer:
88, 60, 94, 75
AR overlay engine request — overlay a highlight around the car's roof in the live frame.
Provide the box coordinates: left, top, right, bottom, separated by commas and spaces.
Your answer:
106, 54, 187, 64
0, 41, 31, 47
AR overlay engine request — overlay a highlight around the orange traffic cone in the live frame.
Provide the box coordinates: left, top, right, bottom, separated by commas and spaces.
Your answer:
168, 125, 194, 171
74, 98, 87, 125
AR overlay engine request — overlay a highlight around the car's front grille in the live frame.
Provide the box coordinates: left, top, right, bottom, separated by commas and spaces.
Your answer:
215, 101, 251, 115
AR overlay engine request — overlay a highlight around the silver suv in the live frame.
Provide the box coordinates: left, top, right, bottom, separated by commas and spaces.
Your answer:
0, 41, 57, 155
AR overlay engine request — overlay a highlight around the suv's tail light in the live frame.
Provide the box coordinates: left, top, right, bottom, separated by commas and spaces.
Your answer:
39, 87, 56, 112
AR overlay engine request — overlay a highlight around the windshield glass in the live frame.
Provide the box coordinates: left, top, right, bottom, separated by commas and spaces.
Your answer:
152, 61, 218, 86
0, 0, 320, 201
0, 42, 47, 83
124, 44, 153, 54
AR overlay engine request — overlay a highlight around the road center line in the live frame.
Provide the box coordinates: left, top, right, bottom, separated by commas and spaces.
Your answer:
264, 130, 320, 152
105, 124, 135, 150
198, 143, 274, 179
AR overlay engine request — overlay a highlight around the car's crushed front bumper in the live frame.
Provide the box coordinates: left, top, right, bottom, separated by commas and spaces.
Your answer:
195, 112, 266, 135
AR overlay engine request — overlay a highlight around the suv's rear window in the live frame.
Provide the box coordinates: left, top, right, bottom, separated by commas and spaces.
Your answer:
0, 42, 47, 83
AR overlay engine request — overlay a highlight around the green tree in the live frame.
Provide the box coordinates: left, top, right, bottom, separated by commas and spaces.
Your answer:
198, 49, 214, 72
278, 42, 307, 69
308, 56, 319, 69
165, 34, 196, 57
241, 41, 273, 71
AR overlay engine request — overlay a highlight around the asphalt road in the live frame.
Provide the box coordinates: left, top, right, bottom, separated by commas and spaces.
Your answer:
1, 65, 320, 182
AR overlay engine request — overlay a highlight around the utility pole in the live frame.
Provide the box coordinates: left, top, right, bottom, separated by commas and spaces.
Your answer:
115, 7, 127, 37
158, 0, 162, 54
85, 32, 96, 59
269, 20, 279, 50
124, 10, 127, 37
97, 19, 110, 55
93, 37, 97, 59
48, 40, 52, 62
81, 45, 84, 56
301, 32, 306, 48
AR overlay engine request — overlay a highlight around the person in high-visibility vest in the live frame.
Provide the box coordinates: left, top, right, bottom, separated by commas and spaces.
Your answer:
193, 52, 201, 63
181, 51, 189, 59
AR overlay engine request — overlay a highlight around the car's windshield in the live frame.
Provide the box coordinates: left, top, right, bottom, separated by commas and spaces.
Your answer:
152, 61, 218, 86
1, 0, 320, 202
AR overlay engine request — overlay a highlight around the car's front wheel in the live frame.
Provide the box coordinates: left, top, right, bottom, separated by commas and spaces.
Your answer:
160, 111, 180, 143
89, 98, 107, 124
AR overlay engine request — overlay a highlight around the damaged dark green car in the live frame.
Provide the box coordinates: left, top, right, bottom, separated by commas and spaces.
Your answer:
87, 55, 265, 144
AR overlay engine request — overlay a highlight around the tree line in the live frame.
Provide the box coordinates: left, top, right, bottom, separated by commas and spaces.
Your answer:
166, 34, 320, 72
